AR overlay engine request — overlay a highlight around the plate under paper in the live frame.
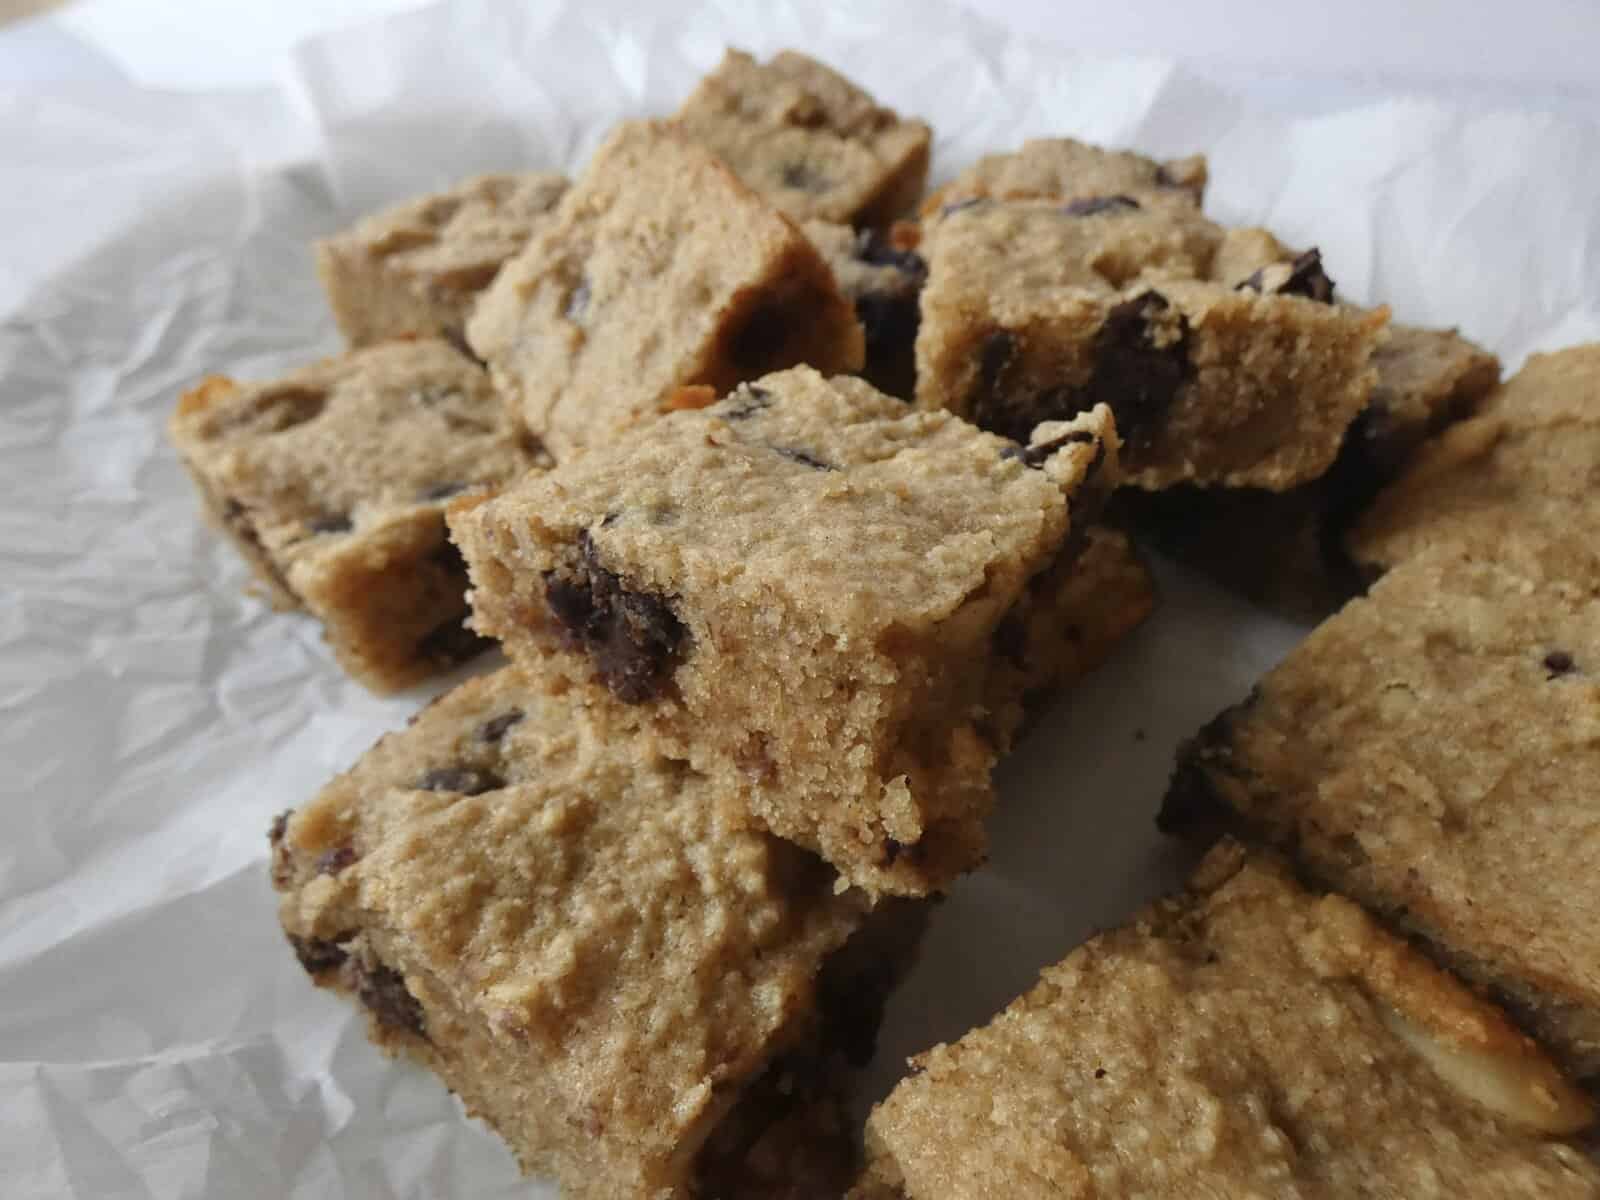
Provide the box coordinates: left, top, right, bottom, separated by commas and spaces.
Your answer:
4, 0, 1600, 1195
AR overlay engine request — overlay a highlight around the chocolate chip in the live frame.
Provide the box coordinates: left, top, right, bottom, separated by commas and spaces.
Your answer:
289, 934, 348, 975
773, 446, 834, 471
780, 162, 828, 193
347, 959, 425, 1038
564, 278, 590, 323
1545, 650, 1578, 679
855, 289, 922, 379
978, 329, 1018, 396
419, 481, 469, 502
971, 295, 1188, 451
1156, 692, 1257, 838
477, 709, 524, 743
1238, 249, 1335, 304
1078, 291, 1190, 453
542, 530, 687, 703
719, 386, 773, 421
1094, 1067, 1107, 1079
852, 229, 927, 277
415, 765, 504, 795
1280, 249, 1335, 302
307, 513, 353, 534
1001, 428, 1096, 469
315, 846, 357, 875
1061, 195, 1141, 217
939, 196, 987, 217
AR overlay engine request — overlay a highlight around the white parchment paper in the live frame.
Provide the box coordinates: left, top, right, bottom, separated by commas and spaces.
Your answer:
4, 0, 1600, 1195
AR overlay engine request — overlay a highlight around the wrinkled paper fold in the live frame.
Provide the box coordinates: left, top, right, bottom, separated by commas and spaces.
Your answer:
4, 0, 1599, 1193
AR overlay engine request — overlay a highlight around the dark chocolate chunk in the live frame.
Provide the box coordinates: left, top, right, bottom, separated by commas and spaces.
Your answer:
289, 933, 348, 975
415, 765, 505, 795
780, 162, 828, 193
854, 292, 922, 390
1156, 689, 1260, 838
315, 846, 357, 875
564, 277, 590, 323
1094, 1067, 1107, 1079
1082, 291, 1190, 453
419, 481, 470, 502
1545, 650, 1578, 679
977, 329, 1018, 398
1280, 249, 1335, 303
477, 709, 525, 743
307, 513, 353, 534
852, 229, 927, 277
1001, 428, 1097, 469
1061, 194, 1140, 217
543, 530, 687, 703
1238, 249, 1335, 304
720, 385, 773, 421
972, 294, 1188, 450
773, 446, 834, 471
939, 196, 987, 217
347, 958, 426, 1038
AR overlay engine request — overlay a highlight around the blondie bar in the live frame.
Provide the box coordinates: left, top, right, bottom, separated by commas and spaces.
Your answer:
272, 667, 924, 1199
1119, 308, 1499, 616
316, 171, 569, 348
449, 366, 1119, 895
924, 135, 1207, 214
1349, 344, 1600, 581
1162, 548, 1600, 1080
169, 339, 538, 691
915, 197, 1386, 490
805, 219, 926, 399
675, 49, 931, 227
466, 121, 863, 458
854, 844, 1596, 1200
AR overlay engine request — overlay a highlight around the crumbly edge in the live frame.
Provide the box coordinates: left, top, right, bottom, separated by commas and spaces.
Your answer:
683, 236, 866, 400
1126, 288, 1387, 490
857, 844, 1595, 1197
451, 409, 1114, 896
169, 376, 303, 609
285, 509, 489, 693
277, 861, 925, 1197
1161, 708, 1600, 1086
314, 239, 471, 347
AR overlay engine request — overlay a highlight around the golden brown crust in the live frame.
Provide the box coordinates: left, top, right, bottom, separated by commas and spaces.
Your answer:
274, 667, 920, 1199
168, 339, 536, 689
675, 49, 931, 227
449, 366, 1118, 895
1350, 344, 1600, 579
316, 172, 569, 347
860, 845, 1597, 1199
1166, 547, 1600, 1079
914, 197, 1385, 490
466, 121, 864, 458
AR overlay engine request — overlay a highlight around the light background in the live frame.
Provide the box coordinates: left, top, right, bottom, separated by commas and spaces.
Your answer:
5, 0, 1600, 117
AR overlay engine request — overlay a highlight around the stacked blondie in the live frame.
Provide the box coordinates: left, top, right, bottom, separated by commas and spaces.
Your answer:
168, 44, 1600, 1199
